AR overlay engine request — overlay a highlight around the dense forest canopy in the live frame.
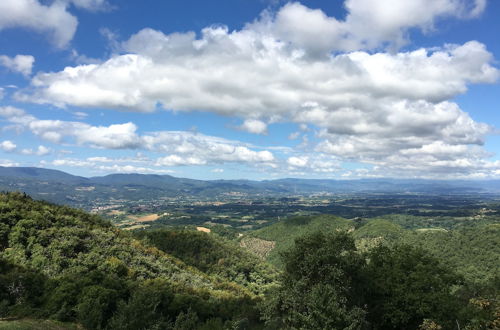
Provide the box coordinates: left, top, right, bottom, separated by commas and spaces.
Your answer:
0, 192, 267, 329
0, 192, 498, 329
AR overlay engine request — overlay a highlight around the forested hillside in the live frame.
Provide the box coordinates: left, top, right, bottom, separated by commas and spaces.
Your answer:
351, 219, 500, 284
2, 167, 500, 209
133, 229, 278, 295
0, 192, 268, 329
247, 213, 499, 328
247, 215, 352, 266
403, 225, 499, 284
250, 214, 500, 285
1, 193, 498, 329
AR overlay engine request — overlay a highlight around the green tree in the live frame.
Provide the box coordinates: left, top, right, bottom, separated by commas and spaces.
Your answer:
174, 307, 199, 330
108, 279, 174, 330
0, 223, 9, 250
76, 285, 119, 329
365, 244, 462, 329
266, 231, 367, 329
0, 258, 47, 317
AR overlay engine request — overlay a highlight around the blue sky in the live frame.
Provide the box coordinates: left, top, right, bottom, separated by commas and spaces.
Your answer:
0, 0, 499, 180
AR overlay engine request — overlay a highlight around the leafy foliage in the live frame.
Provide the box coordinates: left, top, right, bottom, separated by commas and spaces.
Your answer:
355, 218, 500, 285
0, 192, 209, 285
265, 230, 495, 330
353, 219, 406, 240
265, 231, 367, 329
365, 244, 462, 329
405, 224, 500, 284
1, 192, 498, 329
249, 214, 352, 266
134, 229, 278, 295
254, 214, 499, 286
374, 213, 500, 230
0, 319, 80, 330
0, 192, 266, 329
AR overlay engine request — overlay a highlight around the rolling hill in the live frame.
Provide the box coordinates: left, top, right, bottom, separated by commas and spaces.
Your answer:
245, 214, 352, 266
245, 214, 499, 285
0, 192, 276, 328
1, 166, 500, 209
1, 193, 498, 329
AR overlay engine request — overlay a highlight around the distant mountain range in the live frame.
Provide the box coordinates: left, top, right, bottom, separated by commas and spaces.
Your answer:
0, 166, 499, 207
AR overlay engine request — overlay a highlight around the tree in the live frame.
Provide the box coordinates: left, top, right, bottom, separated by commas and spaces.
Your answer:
174, 307, 199, 330
266, 231, 367, 329
365, 244, 462, 329
0, 223, 9, 250
108, 279, 174, 330
76, 285, 119, 329
0, 258, 47, 317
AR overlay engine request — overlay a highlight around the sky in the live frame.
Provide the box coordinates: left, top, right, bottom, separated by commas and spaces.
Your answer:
0, 0, 499, 180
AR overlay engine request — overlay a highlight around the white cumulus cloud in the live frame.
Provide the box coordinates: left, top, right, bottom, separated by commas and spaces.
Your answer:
145, 131, 276, 165
0, 0, 77, 48
0, 106, 277, 168
287, 155, 341, 173
20, 145, 51, 156
239, 119, 268, 135
6, 0, 499, 178
0, 140, 16, 152
0, 55, 35, 76
0, 0, 109, 48
341, 0, 487, 50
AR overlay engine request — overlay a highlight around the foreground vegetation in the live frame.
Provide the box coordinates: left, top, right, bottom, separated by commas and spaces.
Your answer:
133, 229, 278, 295
0, 193, 266, 329
0, 192, 498, 329
250, 214, 500, 284
0, 319, 81, 329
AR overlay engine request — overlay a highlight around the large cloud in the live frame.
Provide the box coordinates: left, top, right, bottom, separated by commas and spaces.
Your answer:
313, 100, 491, 157
20, 1, 496, 112
253, 1, 487, 55
11, 1, 500, 178
21, 31, 497, 113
